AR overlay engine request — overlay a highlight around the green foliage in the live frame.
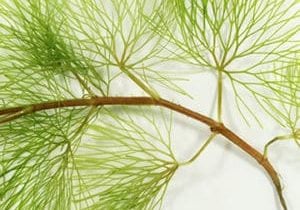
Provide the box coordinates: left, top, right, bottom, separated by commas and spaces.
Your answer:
263, 61, 300, 150
0, 107, 96, 209
0, 0, 108, 102
0, 0, 300, 209
0, 106, 177, 209
73, 107, 178, 209
64, 0, 189, 98
152, 0, 300, 124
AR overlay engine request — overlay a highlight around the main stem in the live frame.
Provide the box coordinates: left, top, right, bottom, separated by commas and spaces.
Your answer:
0, 96, 287, 210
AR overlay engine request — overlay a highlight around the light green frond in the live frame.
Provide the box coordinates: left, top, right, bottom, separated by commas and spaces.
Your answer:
73, 107, 178, 210
64, 0, 188, 98
154, 0, 300, 125
0, 107, 96, 209
0, 0, 108, 103
262, 61, 300, 147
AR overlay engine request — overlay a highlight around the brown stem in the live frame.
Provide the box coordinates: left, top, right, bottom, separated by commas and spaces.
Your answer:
0, 96, 287, 209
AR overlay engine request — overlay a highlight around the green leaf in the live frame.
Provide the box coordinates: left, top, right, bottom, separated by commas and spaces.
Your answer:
262, 60, 300, 146
73, 107, 178, 209
0, 0, 108, 99
0, 107, 95, 209
64, 0, 189, 98
153, 0, 300, 125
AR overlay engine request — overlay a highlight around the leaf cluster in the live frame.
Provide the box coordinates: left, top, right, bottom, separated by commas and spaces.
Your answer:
0, 0, 100, 107
64, 0, 189, 98
0, 107, 95, 209
151, 0, 300, 125
73, 107, 178, 209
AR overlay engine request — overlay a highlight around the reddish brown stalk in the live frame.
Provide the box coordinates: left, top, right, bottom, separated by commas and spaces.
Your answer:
0, 96, 287, 210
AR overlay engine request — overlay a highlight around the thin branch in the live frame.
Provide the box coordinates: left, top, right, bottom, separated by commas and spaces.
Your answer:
180, 133, 217, 166
263, 135, 293, 158
217, 67, 224, 122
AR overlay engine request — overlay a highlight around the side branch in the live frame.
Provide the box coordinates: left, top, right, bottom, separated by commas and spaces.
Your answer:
0, 96, 287, 209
